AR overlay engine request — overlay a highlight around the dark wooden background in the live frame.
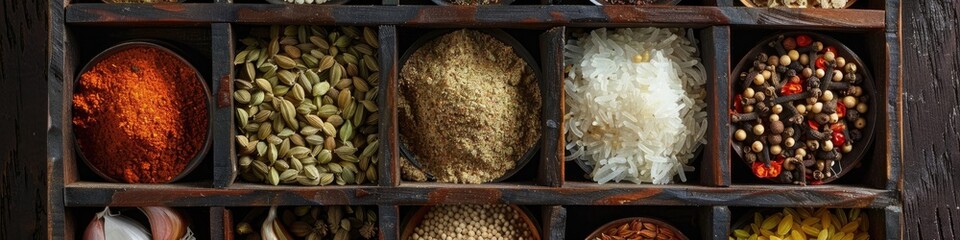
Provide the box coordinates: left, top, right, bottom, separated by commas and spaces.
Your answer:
0, 0, 955, 239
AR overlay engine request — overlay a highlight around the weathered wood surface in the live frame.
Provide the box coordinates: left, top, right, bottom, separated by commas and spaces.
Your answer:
64, 5, 886, 29
0, 0, 49, 239
902, 1, 960, 240
62, 182, 898, 207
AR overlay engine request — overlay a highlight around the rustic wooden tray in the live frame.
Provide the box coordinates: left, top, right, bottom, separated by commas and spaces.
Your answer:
47, 0, 903, 239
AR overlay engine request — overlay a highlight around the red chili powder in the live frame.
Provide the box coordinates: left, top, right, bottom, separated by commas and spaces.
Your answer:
72, 46, 209, 183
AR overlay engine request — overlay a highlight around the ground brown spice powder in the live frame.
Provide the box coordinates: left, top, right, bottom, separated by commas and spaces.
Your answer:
398, 29, 541, 184
72, 46, 208, 183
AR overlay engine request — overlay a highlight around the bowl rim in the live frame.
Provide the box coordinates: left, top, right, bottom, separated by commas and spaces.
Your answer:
429, 0, 517, 6
399, 205, 543, 240
396, 28, 544, 184
588, 0, 680, 6
585, 217, 689, 240
728, 31, 878, 184
71, 40, 213, 184
264, 0, 351, 5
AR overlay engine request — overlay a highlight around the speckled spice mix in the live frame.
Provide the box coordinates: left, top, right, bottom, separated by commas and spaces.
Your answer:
72, 46, 208, 183
398, 29, 541, 184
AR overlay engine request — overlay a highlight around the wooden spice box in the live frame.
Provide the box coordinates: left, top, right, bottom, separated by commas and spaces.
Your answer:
49, 0, 903, 239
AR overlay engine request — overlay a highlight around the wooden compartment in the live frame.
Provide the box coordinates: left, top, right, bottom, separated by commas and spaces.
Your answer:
62, 25, 215, 185
397, 205, 565, 240
560, 25, 731, 188
728, 206, 902, 240
564, 206, 730, 240
212, 23, 396, 189
730, 0, 887, 10
63, 207, 213, 240
728, 27, 896, 190
392, 26, 564, 187
222, 205, 383, 240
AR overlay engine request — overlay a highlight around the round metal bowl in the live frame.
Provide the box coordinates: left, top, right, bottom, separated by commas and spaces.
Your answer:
397, 28, 543, 183
588, 0, 680, 6
264, 0, 351, 5
729, 32, 878, 184
72, 41, 212, 183
400, 205, 542, 240
586, 217, 688, 240
739, 0, 856, 8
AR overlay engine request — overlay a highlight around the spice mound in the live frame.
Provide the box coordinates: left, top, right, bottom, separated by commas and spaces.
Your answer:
748, 0, 849, 9
730, 208, 870, 240
233, 25, 381, 186
408, 204, 536, 240
589, 218, 685, 240
72, 45, 208, 183
398, 29, 542, 184
564, 28, 707, 185
730, 33, 870, 185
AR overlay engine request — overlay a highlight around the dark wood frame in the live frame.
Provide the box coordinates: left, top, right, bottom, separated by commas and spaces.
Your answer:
45, 1, 903, 239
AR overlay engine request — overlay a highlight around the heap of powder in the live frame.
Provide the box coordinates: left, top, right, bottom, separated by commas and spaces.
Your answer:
73, 46, 208, 183
398, 29, 541, 184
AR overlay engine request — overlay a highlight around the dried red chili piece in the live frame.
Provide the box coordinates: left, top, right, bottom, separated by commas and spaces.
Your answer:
752, 159, 783, 178
831, 131, 846, 147
815, 57, 827, 69
781, 80, 804, 95
822, 46, 837, 54
836, 101, 847, 118
807, 120, 820, 131
796, 35, 812, 47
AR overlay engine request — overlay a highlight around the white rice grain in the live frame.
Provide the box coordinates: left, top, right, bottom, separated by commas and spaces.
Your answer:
564, 28, 707, 184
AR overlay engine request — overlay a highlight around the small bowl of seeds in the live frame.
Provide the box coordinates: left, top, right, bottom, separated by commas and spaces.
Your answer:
587, 217, 688, 240
401, 204, 541, 240
729, 32, 877, 185
397, 29, 542, 184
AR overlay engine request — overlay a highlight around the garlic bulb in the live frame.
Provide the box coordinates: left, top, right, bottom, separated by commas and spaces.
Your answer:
262, 206, 294, 240
84, 207, 151, 240
140, 207, 196, 240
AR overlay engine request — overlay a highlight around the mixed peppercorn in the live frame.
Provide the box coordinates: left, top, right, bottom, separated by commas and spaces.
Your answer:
731, 33, 870, 185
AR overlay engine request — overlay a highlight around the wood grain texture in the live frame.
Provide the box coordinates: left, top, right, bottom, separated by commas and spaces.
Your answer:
62, 182, 898, 208
542, 206, 566, 240
539, 26, 564, 187
378, 25, 400, 187
64, 5, 886, 29
212, 23, 237, 188
0, 0, 49, 238
701, 26, 731, 187
902, 1, 960, 239
700, 206, 730, 240
378, 205, 399, 240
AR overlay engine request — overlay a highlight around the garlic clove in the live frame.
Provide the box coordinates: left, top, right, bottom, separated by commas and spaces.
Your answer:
262, 206, 294, 240
140, 207, 194, 240
101, 207, 152, 240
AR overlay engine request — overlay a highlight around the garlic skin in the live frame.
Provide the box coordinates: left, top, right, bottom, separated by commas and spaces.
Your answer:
84, 207, 151, 240
83, 214, 106, 240
140, 207, 196, 240
262, 206, 294, 240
